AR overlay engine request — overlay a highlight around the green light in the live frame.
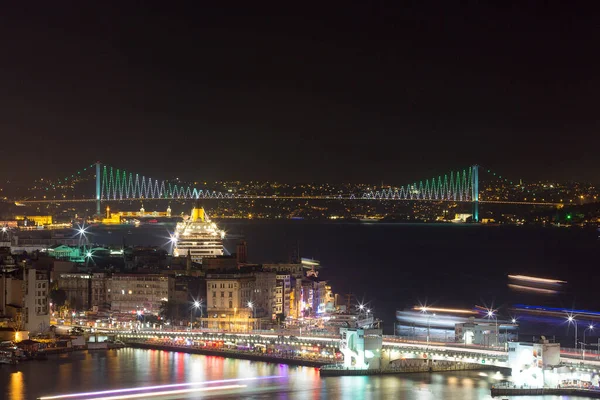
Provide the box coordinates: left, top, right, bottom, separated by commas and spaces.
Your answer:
566, 214, 572, 220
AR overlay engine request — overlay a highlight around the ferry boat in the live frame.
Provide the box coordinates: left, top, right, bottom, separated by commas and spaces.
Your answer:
173, 207, 225, 263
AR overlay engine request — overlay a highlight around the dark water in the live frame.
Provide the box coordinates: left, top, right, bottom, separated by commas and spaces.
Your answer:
89, 222, 600, 337
0, 348, 515, 399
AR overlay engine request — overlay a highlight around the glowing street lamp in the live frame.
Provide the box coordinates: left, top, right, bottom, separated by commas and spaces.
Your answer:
486, 309, 499, 347
583, 324, 594, 359
247, 301, 255, 330
567, 315, 578, 350
190, 300, 201, 330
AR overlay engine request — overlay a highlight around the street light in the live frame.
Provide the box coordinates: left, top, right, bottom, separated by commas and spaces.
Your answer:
248, 301, 254, 331
567, 315, 578, 350
190, 301, 200, 330
583, 324, 594, 360
487, 310, 498, 347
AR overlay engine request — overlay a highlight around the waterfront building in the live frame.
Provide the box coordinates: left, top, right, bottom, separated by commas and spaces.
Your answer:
0, 268, 50, 334
274, 274, 292, 317
91, 273, 108, 309
339, 327, 383, 370
205, 271, 256, 331
206, 272, 254, 317
455, 319, 501, 346
107, 274, 174, 315
251, 271, 276, 318
173, 207, 225, 263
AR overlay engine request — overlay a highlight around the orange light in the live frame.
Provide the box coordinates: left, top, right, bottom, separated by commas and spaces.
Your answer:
508, 284, 558, 294
413, 306, 478, 314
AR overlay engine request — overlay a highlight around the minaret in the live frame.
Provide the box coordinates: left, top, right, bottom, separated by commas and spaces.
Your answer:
186, 250, 192, 275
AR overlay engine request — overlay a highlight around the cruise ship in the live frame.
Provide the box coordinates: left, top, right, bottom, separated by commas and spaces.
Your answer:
173, 207, 225, 263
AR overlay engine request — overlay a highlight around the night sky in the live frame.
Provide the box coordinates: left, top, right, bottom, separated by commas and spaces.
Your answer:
1, 2, 598, 184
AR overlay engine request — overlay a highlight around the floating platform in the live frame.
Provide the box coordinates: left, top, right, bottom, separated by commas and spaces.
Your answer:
491, 387, 600, 398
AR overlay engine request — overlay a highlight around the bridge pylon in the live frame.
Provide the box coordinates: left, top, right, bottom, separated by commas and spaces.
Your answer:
472, 165, 479, 222
96, 161, 101, 216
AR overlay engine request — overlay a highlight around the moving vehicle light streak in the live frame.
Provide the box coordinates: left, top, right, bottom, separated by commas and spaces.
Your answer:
412, 306, 478, 315
508, 284, 558, 294
88, 384, 246, 400
38, 376, 282, 400
507, 275, 567, 284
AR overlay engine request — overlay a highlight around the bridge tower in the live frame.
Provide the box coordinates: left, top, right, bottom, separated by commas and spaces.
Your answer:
472, 165, 479, 222
96, 161, 101, 216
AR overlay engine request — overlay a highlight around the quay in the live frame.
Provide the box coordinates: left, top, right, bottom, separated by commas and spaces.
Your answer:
491, 386, 600, 398
127, 342, 328, 367
320, 362, 506, 376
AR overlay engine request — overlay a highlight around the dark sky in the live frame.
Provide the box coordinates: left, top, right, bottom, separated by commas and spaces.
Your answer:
1, 2, 599, 184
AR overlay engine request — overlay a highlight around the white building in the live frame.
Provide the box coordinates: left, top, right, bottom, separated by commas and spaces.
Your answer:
508, 338, 560, 387
455, 320, 500, 346
340, 327, 383, 370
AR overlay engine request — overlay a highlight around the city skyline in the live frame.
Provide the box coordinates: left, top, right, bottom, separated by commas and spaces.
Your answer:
0, 3, 599, 183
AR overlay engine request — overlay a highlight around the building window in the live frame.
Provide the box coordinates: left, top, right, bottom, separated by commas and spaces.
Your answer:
213, 291, 216, 297
229, 301, 233, 308
221, 292, 224, 298
229, 292, 232, 298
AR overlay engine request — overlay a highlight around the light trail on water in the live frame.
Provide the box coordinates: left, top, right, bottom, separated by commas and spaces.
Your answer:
38, 376, 282, 400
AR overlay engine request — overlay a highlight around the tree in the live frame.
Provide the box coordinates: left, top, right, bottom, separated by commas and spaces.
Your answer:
49, 289, 67, 307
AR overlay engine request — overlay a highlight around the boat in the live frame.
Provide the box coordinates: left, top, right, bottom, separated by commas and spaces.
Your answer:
172, 207, 225, 263
0, 348, 21, 365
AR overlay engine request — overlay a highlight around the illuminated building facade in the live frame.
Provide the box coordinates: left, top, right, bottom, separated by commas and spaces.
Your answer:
0, 268, 50, 334
107, 274, 174, 315
340, 327, 383, 370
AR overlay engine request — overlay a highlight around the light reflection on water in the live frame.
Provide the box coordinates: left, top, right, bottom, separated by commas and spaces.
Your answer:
0, 349, 559, 399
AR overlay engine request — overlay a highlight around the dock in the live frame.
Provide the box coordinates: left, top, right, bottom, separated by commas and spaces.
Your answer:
491, 387, 600, 398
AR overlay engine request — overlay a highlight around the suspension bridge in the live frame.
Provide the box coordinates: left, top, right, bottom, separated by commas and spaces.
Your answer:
11, 162, 564, 222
